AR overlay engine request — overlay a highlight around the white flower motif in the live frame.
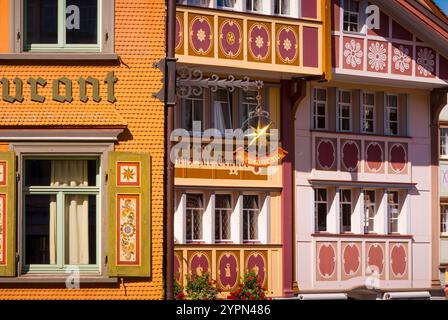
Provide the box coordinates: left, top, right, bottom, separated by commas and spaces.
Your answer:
283, 38, 292, 51
255, 35, 264, 49
344, 40, 363, 68
368, 42, 387, 71
417, 48, 435, 76
392, 46, 411, 73
196, 28, 206, 42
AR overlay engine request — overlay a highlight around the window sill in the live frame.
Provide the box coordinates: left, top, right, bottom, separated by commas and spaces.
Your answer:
0, 53, 119, 61
0, 276, 118, 284
311, 233, 413, 239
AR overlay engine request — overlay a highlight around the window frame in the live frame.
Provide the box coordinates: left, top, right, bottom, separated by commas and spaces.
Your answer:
441, 127, 448, 158
179, 93, 205, 135
385, 94, 399, 136
242, 193, 260, 242
361, 91, 376, 134
312, 87, 328, 131
441, 203, 448, 237
11, 0, 115, 56
314, 188, 328, 233
342, 0, 362, 34
337, 89, 352, 132
185, 192, 205, 242
11, 142, 113, 278
339, 188, 352, 233
387, 190, 400, 234
22, 156, 100, 273
214, 193, 233, 242
363, 189, 376, 234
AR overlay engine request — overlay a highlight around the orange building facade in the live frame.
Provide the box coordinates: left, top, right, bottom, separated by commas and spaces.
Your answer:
0, 0, 165, 299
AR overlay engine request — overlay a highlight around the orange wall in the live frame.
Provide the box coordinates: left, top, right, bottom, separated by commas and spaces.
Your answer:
0, 0, 165, 300
0, 0, 11, 53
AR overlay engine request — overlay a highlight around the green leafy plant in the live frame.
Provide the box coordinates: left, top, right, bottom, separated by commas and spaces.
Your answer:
173, 279, 185, 300
185, 273, 219, 300
227, 271, 270, 300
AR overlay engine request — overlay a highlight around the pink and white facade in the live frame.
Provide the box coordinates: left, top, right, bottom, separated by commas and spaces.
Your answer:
294, 0, 448, 298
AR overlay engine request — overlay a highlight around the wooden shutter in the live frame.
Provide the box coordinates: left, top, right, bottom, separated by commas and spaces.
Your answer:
0, 151, 16, 277
108, 152, 151, 277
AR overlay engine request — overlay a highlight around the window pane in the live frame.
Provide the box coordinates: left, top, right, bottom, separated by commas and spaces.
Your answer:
25, 0, 58, 45
181, 96, 203, 132
25, 195, 56, 265
244, 195, 259, 209
213, 90, 233, 132
25, 159, 98, 187
64, 194, 97, 265
66, 0, 98, 44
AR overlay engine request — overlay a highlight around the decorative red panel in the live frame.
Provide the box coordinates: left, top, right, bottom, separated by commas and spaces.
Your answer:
303, 27, 319, 68
389, 143, 407, 174
341, 140, 360, 172
245, 251, 267, 287
175, 12, 184, 54
218, 18, 244, 60
343, 37, 364, 70
276, 24, 300, 66
367, 40, 388, 73
391, 43, 413, 76
365, 141, 384, 173
389, 243, 409, 280
247, 21, 271, 63
332, 35, 340, 68
174, 251, 183, 284
188, 251, 212, 278
217, 251, 239, 291
188, 14, 214, 57
316, 138, 337, 171
416, 46, 436, 78
342, 242, 362, 280
366, 242, 386, 280
316, 242, 337, 281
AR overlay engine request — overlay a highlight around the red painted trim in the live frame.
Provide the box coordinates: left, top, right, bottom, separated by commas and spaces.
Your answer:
0, 194, 6, 265
116, 194, 141, 266
280, 80, 294, 297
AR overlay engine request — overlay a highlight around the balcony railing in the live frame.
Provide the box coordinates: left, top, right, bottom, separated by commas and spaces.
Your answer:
174, 244, 283, 296
175, 6, 324, 76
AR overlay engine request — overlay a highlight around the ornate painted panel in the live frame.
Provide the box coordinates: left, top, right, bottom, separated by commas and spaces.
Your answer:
331, 1, 448, 84
316, 242, 338, 281
174, 251, 183, 284
245, 250, 268, 287
117, 162, 141, 186
389, 242, 409, 280
365, 141, 385, 174
188, 250, 212, 278
176, 8, 323, 76
341, 242, 362, 280
217, 251, 239, 291
315, 138, 337, 171
116, 194, 140, 265
365, 242, 386, 280
341, 139, 361, 172
388, 143, 408, 175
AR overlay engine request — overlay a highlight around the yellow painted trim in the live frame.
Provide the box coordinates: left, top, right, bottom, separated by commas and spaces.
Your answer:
322, 0, 333, 81
0, 0, 11, 53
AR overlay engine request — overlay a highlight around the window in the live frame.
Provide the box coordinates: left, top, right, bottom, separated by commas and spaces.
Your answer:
363, 190, 376, 233
388, 191, 400, 234
213, 90, 233, 134
23, 158, 99, 272
442, 204, 448, 236
177, 0, 210, 7
181, 94, 204, 133
441, 128, 448, 157
340, 189, 352, 232
217, 0, 236, 9
313, 88, 327, 130
314, 188, 328, 232
362, 92, 375, 133
243, 195, 259, 241
385, 94, 399, 136
186, 193, 204, 241
343, 0, 360, 32
241, 90, 259, 128
215, 194, 232, 241
246, 0, 262, 12
274, 0, 290, 16
24, 0, 100, 52
337, 90, 352, 132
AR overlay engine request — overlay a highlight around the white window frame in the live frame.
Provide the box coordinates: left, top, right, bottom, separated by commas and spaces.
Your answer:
337, 89, 352, 132
185, 192, 205, 242
314, 188, 328, 233
244, 0, 263, 13
363, 189, 376, 234
217, 0, 240, 10
312, 87, 327, 130
214, 193, 233, 242
271, 0, 299, 18
442, 204, 448, 236
387, 190, 400, 234
361, 92, 375, 134
340, 188, 352, 233
441, 127, 448, 158
179, 94, 205, 134
242, 193, 260, 242
385, 94, 399, 136
342, 0, 363, 34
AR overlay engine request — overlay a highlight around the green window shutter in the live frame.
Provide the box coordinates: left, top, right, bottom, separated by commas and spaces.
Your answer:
108, 152, 151, 277
0, 151, 16, 277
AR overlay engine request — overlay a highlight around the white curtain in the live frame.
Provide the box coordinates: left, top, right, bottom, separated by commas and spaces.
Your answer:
50, 160, 89, 265
214, 101, 226, 134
